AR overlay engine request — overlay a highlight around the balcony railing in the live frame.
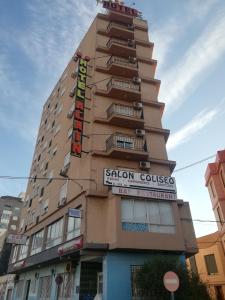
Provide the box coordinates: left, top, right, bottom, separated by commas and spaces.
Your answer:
107, 104, 143, 120
107, 22, 134, 32
107, 38, 136, 49
107, 56, 138, 69
106, 133, 146, 153
107, 78, 140, 92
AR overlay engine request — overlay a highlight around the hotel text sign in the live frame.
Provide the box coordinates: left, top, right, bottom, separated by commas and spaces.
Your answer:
112, 187, 177, 200
104, 169, 177, 194
102, 1, 139, 17
71, 58, 87, 157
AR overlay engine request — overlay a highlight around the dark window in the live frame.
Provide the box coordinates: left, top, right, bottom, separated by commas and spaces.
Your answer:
40, 187, 44, 197
189, 256, 198, 274
44, 162, 48, 171
34, 175, 37, 182
28, 199, 33, 208
49, 140, 52, 148
57, 87, 60, 92
38, 154, 41, 162
131, 265, 145, 298
52, 121, 55, 128
204, 254, 218, 275
45, 119, 47, 124
55, 103, 58, 109
41, 136, 44, 142
47, 103, 50, 109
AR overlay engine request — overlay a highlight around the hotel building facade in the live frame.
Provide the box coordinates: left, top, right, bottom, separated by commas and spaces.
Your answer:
8, 2, 197, 300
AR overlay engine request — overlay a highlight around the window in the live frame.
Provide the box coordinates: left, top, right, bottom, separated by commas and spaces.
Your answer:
54, 124, 61, 135
10, 224, 17, 231
41, 136, 44, 142
40, 187, 44, 197
41, 199, 49, 215
55, 103, 58, 109
48, 170, 54, 184
60, 183, 67, 202
44, 162, 48, 171
38, 276, 52, 299
28, 198, 33, 208
121, 199, 175, 234
116, 136, 134, 149
48, 140, 52, 148
60, 88, 66, 97
44, 118, 47, 125
57, 104, 63, 115
52, 146, 57, 157
46, 218, 63, 249
43, 141, 48, 150
189, 256, 198, 274
67, 128, 73, 139
210, 181, 216, 197
13, 215, 18, 221
31, 229, 44, 255
52, 120, 55, 129
131, 265, 144, 299
217, 206, 223, 226
37, 154, 41, 162
12, 245, 19, 263
67, 214, 81, 240
204, 254, 218, 275
18, 238, 29, 260
220, 170, 225, 187
64, 152, 70, 167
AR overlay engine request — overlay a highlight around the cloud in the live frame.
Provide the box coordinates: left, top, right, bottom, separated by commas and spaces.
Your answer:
160, 9, 225, 112
167, 108, 218, 151
151, 0, 218, 70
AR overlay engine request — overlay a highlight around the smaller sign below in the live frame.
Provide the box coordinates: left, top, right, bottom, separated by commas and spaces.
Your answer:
112, 187, 177, 200
58, 238, 83, 256
7, 234, 27, 245
163, 271, 179, 293
68, 208, 82, 218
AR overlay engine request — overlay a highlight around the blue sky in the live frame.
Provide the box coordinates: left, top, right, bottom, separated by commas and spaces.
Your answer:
1, 0, 225, 237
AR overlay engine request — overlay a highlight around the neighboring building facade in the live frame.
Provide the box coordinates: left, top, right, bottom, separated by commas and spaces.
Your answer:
0, 196, 23, 300
8, 2, 197, 300
188, 150, 225, 300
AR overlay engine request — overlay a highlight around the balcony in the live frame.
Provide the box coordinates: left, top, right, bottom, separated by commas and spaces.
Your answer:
106, 104, 144, 128
107, 22, 134, 39
105, 133, 148, 160
95, 78, 141, 101
106, 38, 136, 57
96, 56, 138, 77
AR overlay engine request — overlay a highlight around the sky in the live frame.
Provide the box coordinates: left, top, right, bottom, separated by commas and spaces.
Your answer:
0, 0, 225, 237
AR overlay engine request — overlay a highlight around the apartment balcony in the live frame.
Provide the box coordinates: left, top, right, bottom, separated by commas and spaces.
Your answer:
96, 56, 138, 77
107, 22, 134, 39
106, 38, 136, 57
105, 133, 148, 160
95, 77, 141, 101
108, 103, 144, 128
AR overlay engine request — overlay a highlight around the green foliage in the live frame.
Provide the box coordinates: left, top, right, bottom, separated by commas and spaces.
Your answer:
135, 255, 211, 300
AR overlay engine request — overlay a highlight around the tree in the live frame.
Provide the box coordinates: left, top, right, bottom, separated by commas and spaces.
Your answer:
134, 255, 211, 300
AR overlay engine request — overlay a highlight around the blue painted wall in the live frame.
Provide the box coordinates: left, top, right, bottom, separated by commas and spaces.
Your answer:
103, 252, 185, 300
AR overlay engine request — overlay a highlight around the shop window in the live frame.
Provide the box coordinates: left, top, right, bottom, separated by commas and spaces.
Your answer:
204, 254, 218, 275
38, 276, 52, 299
46, 218, 63, 249
31, 229, 44, 255
67, 213, 81, 241
121, 199, 175, 234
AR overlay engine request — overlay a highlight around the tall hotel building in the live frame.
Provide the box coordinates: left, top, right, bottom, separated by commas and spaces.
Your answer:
8, 2, 197, 300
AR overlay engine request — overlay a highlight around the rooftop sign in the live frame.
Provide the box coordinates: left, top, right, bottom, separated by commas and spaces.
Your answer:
102, 1, 140, 17
104, 169, 177, 194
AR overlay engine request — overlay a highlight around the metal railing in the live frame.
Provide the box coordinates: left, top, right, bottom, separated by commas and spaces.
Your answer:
107, 38, 136, 49
107, 78, 140, 92
107, 55, 138, 69
107, 103, 143, 119
107, 21, 134, 32
106, 133, 146, 152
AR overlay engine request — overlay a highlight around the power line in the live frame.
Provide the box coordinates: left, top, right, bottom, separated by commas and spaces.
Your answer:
174, 154, 216, 173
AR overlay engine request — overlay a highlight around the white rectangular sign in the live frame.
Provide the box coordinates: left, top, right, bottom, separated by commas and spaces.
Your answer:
104, 169, 176, 193
68, 208, 82, 218
112, 186, 177, 200
6, 234, 27, 245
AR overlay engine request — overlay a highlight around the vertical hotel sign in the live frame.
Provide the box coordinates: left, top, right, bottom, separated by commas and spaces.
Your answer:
71, 58, 87, 157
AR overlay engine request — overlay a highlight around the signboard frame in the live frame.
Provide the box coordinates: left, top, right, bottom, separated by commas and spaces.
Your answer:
6, 234, 27, 245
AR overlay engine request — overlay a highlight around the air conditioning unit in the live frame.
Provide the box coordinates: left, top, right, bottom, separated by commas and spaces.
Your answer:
133, 102, 143, 110
58, 197, 67, 208
140, 161, 151, 170
128, 39, 135, 47
128, 56, 137, 63
67, 111, 74, 119
133, 77, 141, 84
135, 129, 145, 137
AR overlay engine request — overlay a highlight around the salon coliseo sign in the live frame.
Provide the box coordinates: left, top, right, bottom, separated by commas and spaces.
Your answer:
104, 169, 177, 194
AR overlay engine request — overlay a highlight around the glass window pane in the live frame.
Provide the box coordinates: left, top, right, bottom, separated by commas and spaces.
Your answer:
159, 202, 174, 225
121, 199, 133, 221
147, 202, 160, 224
133, 201, 146, 223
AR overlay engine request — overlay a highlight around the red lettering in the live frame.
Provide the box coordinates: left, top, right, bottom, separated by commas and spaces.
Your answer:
74, 120, 83, 131
76, 100, 84, 110
75, 110, 84, 121
75, 130, 82, 142
71, 143, 81, 155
